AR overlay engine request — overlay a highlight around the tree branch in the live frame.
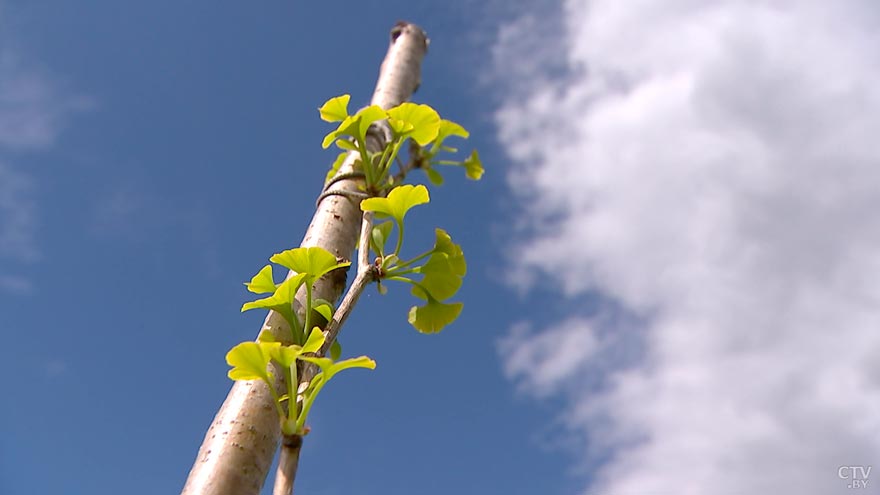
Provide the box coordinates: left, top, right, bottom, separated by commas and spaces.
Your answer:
181, 22, 428, 495
320, 210, 375, 356
272, 434, 302, 495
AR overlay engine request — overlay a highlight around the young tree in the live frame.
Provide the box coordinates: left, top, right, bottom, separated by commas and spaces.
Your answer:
181, 22, 482, 495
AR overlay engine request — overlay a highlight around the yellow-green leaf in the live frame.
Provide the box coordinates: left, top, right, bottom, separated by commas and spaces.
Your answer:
432, 229, 466, 276
407, 298, 463, 334
319, 94, 350, 122
241, 273, 306, 312
302, 327, 325, 354
270, 247, 349, 279
413, 253, 462, 302
244, 265, 277, 294
387, 103, 440, 146
353, 105, 388, 139
463, 150, 484, 180
361, 184, 430, 224
434, 119, 469, 144
226, 341, 280, 381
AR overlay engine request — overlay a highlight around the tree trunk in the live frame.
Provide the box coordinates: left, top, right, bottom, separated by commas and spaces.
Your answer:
181, 22, 428, 495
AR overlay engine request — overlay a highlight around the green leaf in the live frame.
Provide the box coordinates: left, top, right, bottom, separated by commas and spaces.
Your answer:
434, 119, 469, 146
241, 273, 307, 313
463, 149, 484, 180
370, 221, 394, 256
335, 139, 357, 151
323, 105, 389, 150
325, 152, 349, 183
271, 345, 303, 368
380, 254, 399, 272
330, 340, 342, 361
318, 94, 350, 122
412, 253, 462, 301
314, 302, 333, 322
226, 341, 280, 381
407, 298, 463, 334
322, 115, 359, 149
302, 327, 326, 354
299, 355, 377, 378
270, 247, 350, 280
432, 229, 466, 276
293, 354, 375, 434
353, 105, 388, 139
361, 184, 430, 224
387, 103, 440, 146
245, 265, 277, 294
425, 167, 444, 186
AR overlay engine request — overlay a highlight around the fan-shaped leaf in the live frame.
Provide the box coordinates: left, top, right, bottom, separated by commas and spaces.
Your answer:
318, 94, 350, 122
227, 341, 279, 381
407, 298, 463, 334
245, 265, 277, 294
361, 184, 430, 224
463, 150, 484, 180
387, 103, 440, 145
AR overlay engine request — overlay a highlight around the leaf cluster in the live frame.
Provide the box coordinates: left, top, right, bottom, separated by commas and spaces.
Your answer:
226, 94, 483, 436
362, 185, 466, 333
319, 94, 483, 192
226, 327, 374, 436
241, 246, 348, 346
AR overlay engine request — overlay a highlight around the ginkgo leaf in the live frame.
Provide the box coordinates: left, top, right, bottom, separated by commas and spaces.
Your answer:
271, 345, 303, 368
433, 119, 469, 147
318, 94, 350, 122
361, 184, 430, 224
353, 105, 387, 139
241, 273, 306, 313
425, 167, 444, 185
227, 341, 280, 381
412, 253, 462, 302
431, 229, 466, 276
314, 302, 333, 322
335, 139, 357, 151
330, 340, 342, 361
293, 354, 376, 434
407, 298, 463, 334
302, 327, 325, 354
245, 265, 277, 294
463, 149, 484, 180
322, 115, 360, 149
298, 355, 377, 379
370, 221, 394, 256
270, 247, 349, 280
387, 103, 440, 146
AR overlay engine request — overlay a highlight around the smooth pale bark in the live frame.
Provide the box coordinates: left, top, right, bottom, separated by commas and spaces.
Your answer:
181, 22, 428, 495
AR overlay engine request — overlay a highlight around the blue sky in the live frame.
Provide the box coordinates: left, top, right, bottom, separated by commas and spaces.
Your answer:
0, 2, 572, 494
4, 1, 880, 495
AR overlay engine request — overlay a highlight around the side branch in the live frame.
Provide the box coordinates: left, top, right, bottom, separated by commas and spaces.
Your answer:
320, 210, 375, 356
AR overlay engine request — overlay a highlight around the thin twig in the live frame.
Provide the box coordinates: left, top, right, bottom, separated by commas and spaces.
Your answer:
273, 435, 302, 495
319, 210, 376, 356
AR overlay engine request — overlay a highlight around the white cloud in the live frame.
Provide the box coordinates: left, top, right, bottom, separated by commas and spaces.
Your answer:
0, 51, 88, 150
494, 1, 880, 493
0, 161, 36, 261
0, 48, 88, 292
